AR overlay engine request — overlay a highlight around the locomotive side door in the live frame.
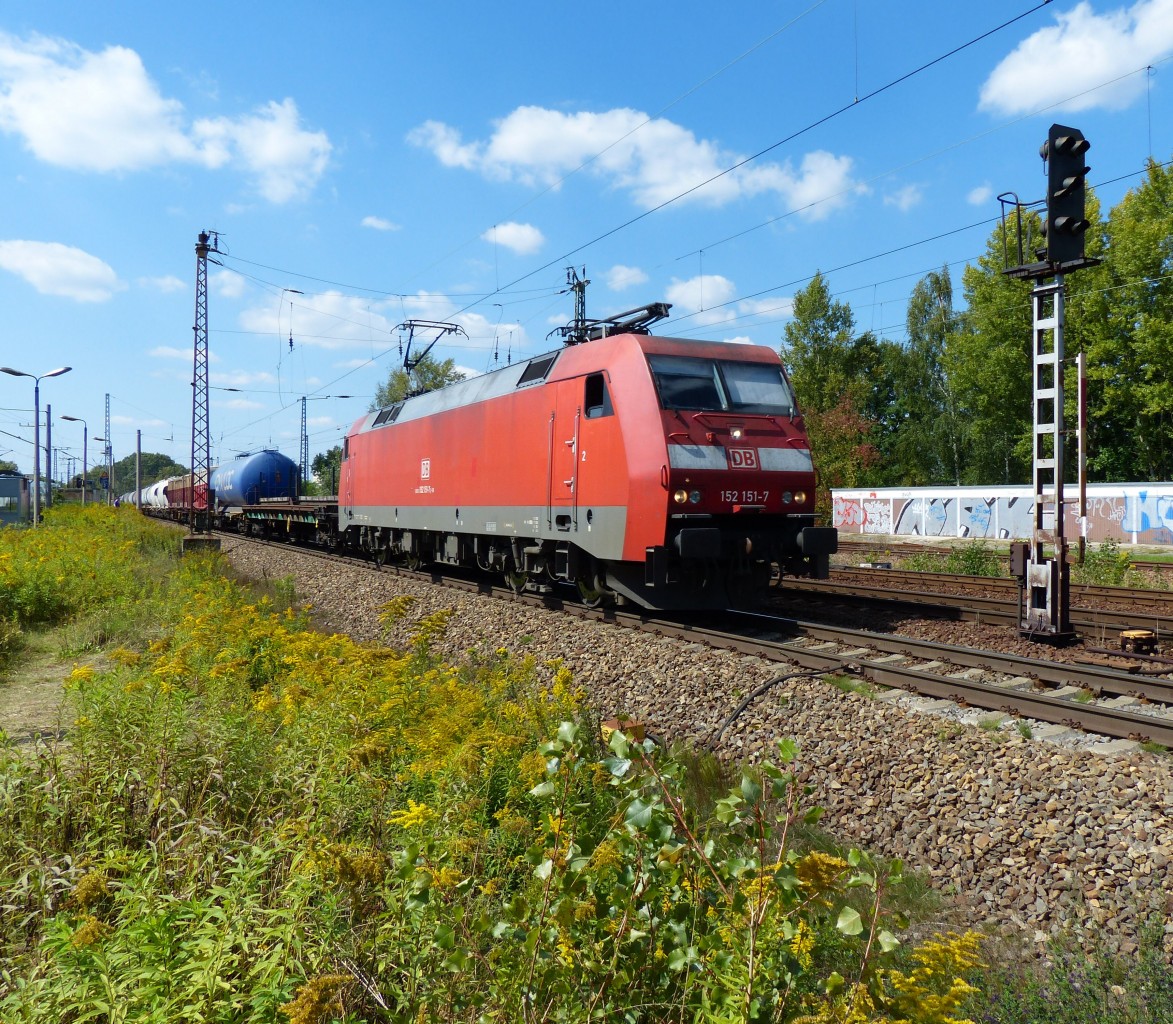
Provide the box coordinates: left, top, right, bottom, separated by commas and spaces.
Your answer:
547, 381, 580, 534
341, 434, 353, 510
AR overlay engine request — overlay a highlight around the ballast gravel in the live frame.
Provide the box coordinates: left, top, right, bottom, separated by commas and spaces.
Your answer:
221, 539, 1173, 957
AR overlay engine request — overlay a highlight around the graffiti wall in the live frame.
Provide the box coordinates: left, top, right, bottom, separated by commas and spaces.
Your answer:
832, 485, 1173, 545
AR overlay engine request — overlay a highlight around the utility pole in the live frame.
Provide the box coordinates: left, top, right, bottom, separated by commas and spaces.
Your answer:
104, 393, 112, 504
45, 404, 52, 508
300, 396, 309, 496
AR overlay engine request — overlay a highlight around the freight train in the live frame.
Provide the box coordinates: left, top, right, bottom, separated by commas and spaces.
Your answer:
134, 318, 837, 609
127, 449, 299, 513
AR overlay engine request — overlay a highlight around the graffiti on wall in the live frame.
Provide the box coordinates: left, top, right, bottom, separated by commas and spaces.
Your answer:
833, 488, 1173, 544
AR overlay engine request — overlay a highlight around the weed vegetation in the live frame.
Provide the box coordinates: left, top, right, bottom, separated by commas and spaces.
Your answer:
1070, 538, 1166, 589
900, 541, 1003, 578
0, 507, 1168, 1021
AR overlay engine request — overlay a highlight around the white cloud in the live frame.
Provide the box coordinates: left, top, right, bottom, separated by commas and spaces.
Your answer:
240, 290, 397, 351
214, 396, 265, 411
409, 105, 860, 217
0, 239, 121, 301
237, 289, 527, 356
967, 183, 994, 206
605, 264, 648, 290
482, 221, 544, 255
361, 215, 400, 231
210, 269, 246, 299
138, 274, 186, 293
149, 344, 220, 363
884, 184, 922, 212
0, 32, 331, 201
665, 275, 738, 326
194, 99, 331, 203
211, 369, 275, 388
738, 296, 794, 319
979, 0, 1173, 115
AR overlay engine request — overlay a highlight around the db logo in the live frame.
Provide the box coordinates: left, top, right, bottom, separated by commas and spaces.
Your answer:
728, 448, 758, 469
420, 458, 431, 480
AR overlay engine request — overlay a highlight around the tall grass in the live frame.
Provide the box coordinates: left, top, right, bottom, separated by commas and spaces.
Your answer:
0, 504, 180, 661
0, 510, 990, 1021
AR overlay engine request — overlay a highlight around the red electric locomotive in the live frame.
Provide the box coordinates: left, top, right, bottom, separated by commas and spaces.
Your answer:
339, 307, 836, 610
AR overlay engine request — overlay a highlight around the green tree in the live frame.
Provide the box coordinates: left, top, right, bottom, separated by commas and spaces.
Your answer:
310, 445, 343, 495
893, 266, 965, 485
782, 272, 884, 512
107, 453, 188, 495
1086, 159, 1173, 479
0, 459, 17, 474
371, 353, 465, 410
951, 193, 1109, 486
949, 211, 1039, 484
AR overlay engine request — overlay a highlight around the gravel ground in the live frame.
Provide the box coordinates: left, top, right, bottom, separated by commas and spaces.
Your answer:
221, 538, 1173, 957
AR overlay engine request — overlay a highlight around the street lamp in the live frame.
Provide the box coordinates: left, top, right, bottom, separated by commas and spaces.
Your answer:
61, 415, 88, 505
1, 365, 72, 526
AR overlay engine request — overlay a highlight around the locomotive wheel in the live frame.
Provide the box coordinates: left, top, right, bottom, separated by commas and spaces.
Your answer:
576, 577, 605, 608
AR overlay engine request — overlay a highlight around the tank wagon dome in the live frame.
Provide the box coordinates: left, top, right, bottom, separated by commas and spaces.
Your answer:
210, 449, 298, 506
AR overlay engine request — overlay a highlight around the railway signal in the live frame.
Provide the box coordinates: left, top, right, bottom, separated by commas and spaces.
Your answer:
1040, 124, 1090, 266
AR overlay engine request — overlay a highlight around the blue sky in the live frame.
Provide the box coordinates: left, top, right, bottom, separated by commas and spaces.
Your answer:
1, 0, 1171, 480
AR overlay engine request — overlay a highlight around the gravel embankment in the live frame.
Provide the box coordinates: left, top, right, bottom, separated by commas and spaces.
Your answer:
221, 538, 1173, 957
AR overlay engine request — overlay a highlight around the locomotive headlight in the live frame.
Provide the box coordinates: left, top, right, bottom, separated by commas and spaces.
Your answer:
782, 491, 793, 504
674, 489, 689, 504
689, 490, 702, 504
730, 427, 743, 440
794, 490, 807, 504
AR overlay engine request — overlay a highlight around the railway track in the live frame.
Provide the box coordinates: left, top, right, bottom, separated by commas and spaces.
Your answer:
221, 532, 1173, 749
836, 537, 1173, 578
778, 575, 1173, 640
830, 564, 1173, 611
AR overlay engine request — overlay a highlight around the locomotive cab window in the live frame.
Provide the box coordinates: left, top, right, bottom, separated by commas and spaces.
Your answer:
342, 437, 349, 461
584, 373, 613, 418
648, 354, 794, 415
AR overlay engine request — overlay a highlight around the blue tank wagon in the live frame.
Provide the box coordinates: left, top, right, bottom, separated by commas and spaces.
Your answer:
209, 450, 299, 508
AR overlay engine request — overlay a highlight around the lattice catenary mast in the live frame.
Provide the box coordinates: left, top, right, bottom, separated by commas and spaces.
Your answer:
190, 231, 219, 532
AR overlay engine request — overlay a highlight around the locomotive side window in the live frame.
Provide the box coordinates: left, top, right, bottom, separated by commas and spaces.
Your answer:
342, 437, 349, 461
517, 352, 560, 386
584, 373, 613, 418
648, 354, 794, 415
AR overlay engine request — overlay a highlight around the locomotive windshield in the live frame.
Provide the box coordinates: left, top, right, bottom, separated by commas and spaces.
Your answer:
647, 354, 795, 415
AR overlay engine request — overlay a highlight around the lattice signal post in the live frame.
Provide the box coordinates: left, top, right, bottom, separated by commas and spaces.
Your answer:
1002, 125, 1099, 641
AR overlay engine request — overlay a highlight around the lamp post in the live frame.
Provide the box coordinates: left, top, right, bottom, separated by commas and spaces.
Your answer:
1, 365, 72, 526
61, 415, 88, 505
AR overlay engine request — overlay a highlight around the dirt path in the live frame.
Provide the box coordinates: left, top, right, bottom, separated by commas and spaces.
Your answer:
0, 631, 72, 746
